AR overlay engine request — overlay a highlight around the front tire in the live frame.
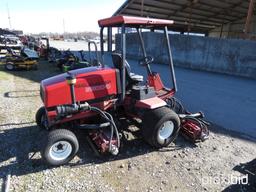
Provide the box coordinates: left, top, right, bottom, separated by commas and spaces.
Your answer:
5, 62, 15, 71
36, 107, 48, 129
41, 129, 79, 166
142, 107, 180, 148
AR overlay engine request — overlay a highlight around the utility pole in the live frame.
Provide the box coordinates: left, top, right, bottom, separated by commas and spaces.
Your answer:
63, 18, 66, 39
63, 18, 66, 34
6, 3, 12, 30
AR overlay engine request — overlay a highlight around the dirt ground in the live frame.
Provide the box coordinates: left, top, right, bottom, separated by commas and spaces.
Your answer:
0, 61, 255, 192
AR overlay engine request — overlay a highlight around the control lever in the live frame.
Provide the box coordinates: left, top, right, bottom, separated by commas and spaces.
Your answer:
139, 56, 154, 66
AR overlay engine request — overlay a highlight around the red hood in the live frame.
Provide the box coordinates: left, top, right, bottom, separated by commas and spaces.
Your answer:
41, 66, 106, 87
40, 66, 119, 108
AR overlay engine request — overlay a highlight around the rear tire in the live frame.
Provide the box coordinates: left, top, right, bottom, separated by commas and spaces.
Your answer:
142, 107, 180, 148
36, 107, 48, 129
41, 129, 79, 166
4, 62, 15, 71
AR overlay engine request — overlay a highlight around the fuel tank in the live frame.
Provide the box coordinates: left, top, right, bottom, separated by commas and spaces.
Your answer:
40, 67, 120, 108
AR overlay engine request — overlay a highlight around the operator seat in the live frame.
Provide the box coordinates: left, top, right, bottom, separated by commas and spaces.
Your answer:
6, 48, 26, 62
111, 52, 143, 85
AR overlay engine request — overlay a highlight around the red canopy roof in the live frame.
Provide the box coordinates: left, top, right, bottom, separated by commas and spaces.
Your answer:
98, 15, 174, 27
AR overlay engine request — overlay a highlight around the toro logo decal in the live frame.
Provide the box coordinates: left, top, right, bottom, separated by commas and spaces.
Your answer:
85, 81, 111, 92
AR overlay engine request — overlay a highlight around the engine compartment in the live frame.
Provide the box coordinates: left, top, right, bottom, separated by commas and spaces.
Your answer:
40, 67, 120, 108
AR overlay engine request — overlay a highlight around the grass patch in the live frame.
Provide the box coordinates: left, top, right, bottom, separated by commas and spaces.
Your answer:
0, 71, 11, 80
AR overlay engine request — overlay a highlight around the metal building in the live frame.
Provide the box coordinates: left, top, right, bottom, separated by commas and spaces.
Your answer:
113, 0, 255, 40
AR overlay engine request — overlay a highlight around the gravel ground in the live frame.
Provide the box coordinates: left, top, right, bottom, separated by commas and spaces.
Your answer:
0, 61, 255, 192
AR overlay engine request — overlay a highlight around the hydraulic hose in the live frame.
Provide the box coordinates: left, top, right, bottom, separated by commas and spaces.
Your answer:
105, 111, 120, 148
89, 106, 120, 152
55, 102, 120, 153
167, 97, 187, 114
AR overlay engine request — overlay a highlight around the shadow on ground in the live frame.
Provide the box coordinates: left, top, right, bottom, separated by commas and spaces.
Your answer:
0, 60, 59, 83
222, 158, 256, 192
0, 120, 195, 179
4, 90, 39, 98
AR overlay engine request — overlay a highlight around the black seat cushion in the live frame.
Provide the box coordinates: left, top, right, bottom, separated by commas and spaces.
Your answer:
111, 52, 143, 84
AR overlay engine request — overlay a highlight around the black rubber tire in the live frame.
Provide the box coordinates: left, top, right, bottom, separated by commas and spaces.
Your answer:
35, 106, 48, 129
4, 63, 15, 71
41, 129, 79, 166
142, 107, 180, 148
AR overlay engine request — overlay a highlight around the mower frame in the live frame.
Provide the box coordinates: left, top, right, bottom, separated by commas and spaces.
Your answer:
37, 16, 209, 166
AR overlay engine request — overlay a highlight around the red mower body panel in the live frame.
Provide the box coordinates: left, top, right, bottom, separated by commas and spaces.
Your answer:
40, 67, 119, 108
148, 73, 165, 92
135, 97, 166, 109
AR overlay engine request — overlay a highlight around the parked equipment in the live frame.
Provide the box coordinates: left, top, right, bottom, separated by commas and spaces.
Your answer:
59, 41, 101, 72
36, 16, 209, 166
4, 47, 39, 71
56, 49, 77, 69
62, 50, 91, 72
39, 37, 50, 59
56, 50, 89, 72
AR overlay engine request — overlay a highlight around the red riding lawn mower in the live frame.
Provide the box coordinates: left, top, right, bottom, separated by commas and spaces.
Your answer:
36, 16, 209, 166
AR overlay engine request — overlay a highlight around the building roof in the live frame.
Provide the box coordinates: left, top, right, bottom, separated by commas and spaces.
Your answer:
113, 0, 251, 33
98, 15, 174, 27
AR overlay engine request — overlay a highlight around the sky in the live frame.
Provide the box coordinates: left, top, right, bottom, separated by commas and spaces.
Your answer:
0, 0, 125, 33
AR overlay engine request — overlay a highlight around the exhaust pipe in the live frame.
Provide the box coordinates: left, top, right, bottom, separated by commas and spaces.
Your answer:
66, 72, 77, 106
56, 72, 79, 117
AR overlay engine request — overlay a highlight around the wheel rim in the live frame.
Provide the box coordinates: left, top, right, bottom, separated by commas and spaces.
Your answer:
157, 121, 174, 144
49, 141, 72, 161
6, 64, 14, 70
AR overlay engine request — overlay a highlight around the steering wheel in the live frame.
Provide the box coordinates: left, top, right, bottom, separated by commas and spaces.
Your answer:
139, 56, 154, 66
